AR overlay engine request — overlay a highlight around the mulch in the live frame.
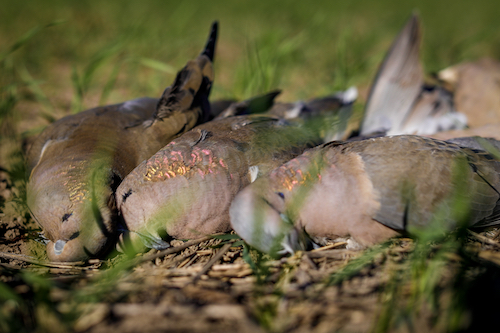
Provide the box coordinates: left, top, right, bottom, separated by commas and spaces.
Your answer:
2, 168, 500, 333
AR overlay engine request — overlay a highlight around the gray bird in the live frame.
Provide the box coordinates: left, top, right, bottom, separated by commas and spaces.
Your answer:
429, 59, 500, 141
114, 85, 358, 252
115, 114, 322, 251
213, 90, 282, 119
26, 22, 218, 262
214, 86, 357, 141
230, 135, 500, 253
438, 58, 500, 128
360, 14, 466, 136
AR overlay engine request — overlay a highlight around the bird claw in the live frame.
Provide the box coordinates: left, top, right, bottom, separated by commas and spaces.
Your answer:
346, 238, 365, 250
117, 229, 171, 254
139, 233, 171, 250
277, 227, 318, 255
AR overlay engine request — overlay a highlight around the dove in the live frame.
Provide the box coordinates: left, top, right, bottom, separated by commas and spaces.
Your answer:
438, 58, 500, 128
26, 22, 218, 262
214, 87, 357, 141
265, 86, 357, 121
429, 58, 500, 142
230, 135, 500, 253
115, 85, 358, 251
115, 115, 322, 251
360, 14, 467, 136
115, 86, 358, 251
267, 86, 358, 141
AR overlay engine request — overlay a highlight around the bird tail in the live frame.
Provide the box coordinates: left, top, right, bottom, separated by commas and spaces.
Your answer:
149, 21, 218, 126
214, 90, 282, 119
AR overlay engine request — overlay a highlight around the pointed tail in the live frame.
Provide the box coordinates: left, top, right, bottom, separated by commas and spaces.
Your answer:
151, 21, 218, 125
201, 21, 218, 62
215, 90, 282, 118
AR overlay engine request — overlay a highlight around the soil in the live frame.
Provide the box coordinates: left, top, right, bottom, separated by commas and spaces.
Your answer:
2, 164, 500, 333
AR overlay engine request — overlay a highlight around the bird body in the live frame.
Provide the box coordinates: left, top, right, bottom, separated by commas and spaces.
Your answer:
230, 135, 500, 253
439, 58, 500, 128
115, 115, 321, 250
26, 22, 218, 261
214, 86, 357, 141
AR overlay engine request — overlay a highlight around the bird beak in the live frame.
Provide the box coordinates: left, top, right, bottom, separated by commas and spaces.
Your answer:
278, 222, 316, 255
53, 240, 67, 256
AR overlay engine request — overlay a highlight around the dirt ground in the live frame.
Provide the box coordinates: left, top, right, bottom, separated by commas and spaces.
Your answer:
3, 166, 500, 333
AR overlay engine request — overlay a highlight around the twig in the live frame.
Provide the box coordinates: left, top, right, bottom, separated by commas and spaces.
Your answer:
302, 253, 318, 270
131, 234, 220, 267
186, 242, 232, 286
0, 252, 37, 262
307, 249, 359, 259
0, 251, 87, 268
0, 234, 223, 273
177, 252, 199, 268
310, 242, 347, 252
467, 230, 500, 249
0, 261, 23, 271
163, 251, 196, 269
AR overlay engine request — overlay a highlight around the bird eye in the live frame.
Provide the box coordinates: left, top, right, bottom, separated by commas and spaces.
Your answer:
276, 192, 285, 199
61, 212, 72, 223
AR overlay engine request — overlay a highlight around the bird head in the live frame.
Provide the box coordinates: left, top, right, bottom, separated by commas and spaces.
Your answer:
230, 179, 311, 255
27, 163, 116, 262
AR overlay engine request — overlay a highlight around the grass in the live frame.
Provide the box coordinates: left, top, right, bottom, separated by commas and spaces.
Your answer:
3, 1, 500, 105
2, 0, 500, 332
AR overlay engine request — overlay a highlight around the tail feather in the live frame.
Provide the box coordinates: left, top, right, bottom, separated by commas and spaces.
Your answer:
216, 90, 282, 118
201, 21, 218, 62
152, 21, 218, 123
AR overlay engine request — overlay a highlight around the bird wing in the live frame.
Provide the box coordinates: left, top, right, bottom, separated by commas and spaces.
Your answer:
152, 21, 218, 123
348, 136, 500, 231
361, 14, 423, 135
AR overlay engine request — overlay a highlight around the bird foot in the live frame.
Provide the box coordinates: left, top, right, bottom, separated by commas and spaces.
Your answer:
116, 230, 171, 255
346, 238, 365, 250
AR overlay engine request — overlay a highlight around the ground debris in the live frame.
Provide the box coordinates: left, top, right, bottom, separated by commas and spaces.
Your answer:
3, 195, 500, 332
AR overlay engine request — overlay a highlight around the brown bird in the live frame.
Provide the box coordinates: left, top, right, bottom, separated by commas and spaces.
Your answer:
429, 60, 500, 141
26, 22, 218, 262
267, 86, 358, 141
115, 81, 357, 252
230, 135, 500, 253
266, 86, 357, 122
247, 86, 358, 138
214, 87, 357, 141
438, 58, 500, 128
115, 115, 322, 251
360, 14, 466, 136
446, 136, 500, 155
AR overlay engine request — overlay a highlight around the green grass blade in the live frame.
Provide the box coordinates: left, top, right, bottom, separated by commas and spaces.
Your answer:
0, 20, 65, 62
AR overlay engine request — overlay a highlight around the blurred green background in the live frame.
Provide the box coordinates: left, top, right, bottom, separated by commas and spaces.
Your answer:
1, 0, 500, 163
2, 0, 500, 102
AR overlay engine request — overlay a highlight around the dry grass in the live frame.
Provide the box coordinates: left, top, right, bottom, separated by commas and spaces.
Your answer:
2, 181, 500, 333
